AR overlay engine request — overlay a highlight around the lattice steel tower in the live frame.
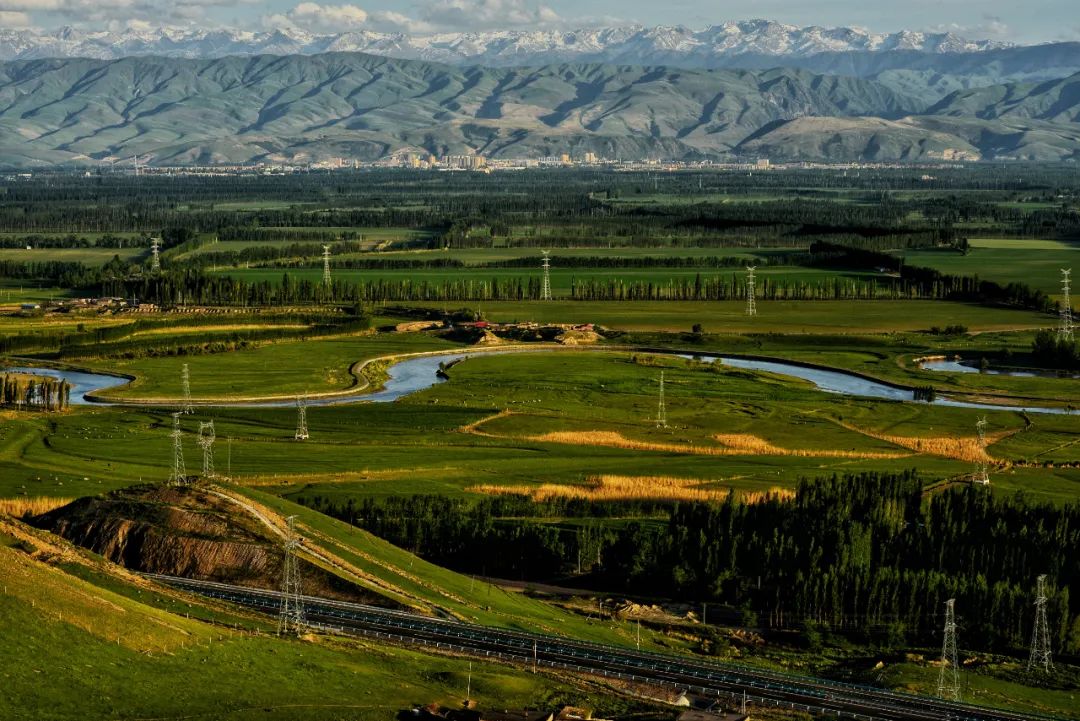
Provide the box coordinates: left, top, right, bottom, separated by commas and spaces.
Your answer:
277, 515, 305, 636
322, 245, 332, 287
937, 598, 961, 701
180, 363, 193, 414
540, 250, 552, 301
973, 416, 990, 485
1060, 269, 1074, 341
169, 412, 187, 485
294, 396, 309, 440
745, 266, 757, 317
1028, 575, 1055, 674
656, 371, 667, 429
197, 420, 216, 479
150, 238, 161, 272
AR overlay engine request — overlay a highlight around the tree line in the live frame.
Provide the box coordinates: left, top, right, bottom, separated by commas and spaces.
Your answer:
0, 373, 70, 410
297, 471, 1080, 654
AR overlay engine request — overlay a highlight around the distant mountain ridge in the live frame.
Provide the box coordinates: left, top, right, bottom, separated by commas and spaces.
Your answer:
0, 21, 1009, 66
0, 53, 1078, 167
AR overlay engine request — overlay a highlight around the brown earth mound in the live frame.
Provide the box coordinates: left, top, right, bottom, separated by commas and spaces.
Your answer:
32, 483, 394, 606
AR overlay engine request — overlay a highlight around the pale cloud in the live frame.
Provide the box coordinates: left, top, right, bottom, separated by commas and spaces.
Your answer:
2, 0, 257, 26
925, 13, 1012, 40
282, 2, 369, 32
418, 0, 562, 30
0, 8, 32, 24
264, 0, 563, 35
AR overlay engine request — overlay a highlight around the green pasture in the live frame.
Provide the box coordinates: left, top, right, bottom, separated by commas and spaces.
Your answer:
899, 239, 1079, 297
3, 349, 1077, 505
82, 332, 454, 400
0, 246, 144, 266
0, 549, 612, 721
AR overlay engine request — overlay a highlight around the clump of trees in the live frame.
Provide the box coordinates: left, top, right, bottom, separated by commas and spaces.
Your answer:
1032, 330, 1080, 370
300, 471, 1080, 653
0, 373, 70, 410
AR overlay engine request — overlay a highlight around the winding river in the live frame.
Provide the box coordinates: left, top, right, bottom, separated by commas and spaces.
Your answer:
4, 348, 1078, 415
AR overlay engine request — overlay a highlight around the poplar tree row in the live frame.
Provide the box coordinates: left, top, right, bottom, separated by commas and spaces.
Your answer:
0, 374, 70, 410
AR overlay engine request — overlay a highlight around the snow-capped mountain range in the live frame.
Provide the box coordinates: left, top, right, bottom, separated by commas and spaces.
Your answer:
0, 21, 1009, 65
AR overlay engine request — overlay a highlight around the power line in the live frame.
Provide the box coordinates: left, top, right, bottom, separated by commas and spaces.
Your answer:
1060, 269, 1073, 341
1028, 574, 1055, 674
936, 598, 961, 702
973, 416, 990, 485
294, 396, 309, 440
656, 370, 667, 429
277, 515, 305, 636
169, 412, 187, 485
180, 363, 193, 415
197, 420, 216, 479
745, 266, 757, 317
540, 250, 552, 301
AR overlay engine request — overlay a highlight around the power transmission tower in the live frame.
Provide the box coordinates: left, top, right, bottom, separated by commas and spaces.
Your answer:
277, 516, 305, 636
1060, 269, 1074, 341
150, 238, 161, 272
937, 598, 961, 702
197, 420, 216, 479
745, 266, 757, 317
294, 396, 309, 440
1028, 574, 1055, 674
973, 416, 990, 485
322, 245, 332, 287
180, 363, 193, 414
169, 412, 187, 485
540, 250, 552, 301
656, 371, 667, 428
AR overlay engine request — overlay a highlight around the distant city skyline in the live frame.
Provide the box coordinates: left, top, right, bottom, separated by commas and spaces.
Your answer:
0, 0, 1076, 46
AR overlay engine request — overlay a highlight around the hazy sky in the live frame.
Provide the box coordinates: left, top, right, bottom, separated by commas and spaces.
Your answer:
1, 0, 1078, 44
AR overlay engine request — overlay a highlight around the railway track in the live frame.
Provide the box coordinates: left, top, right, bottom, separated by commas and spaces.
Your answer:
148, 574, 1062, 721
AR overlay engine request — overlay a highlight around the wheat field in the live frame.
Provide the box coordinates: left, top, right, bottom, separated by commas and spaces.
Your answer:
526, 430, 908, 460
470, 474, 795, 503
0, 496, 74, 518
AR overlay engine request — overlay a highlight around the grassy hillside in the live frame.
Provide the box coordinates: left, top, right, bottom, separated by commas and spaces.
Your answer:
0, 523, 630, 721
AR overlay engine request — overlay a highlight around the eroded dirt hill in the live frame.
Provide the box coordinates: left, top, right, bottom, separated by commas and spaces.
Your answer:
32, 483, 394, 606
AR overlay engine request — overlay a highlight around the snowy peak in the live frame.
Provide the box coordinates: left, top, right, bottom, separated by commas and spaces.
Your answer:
0, 22, 1009, 65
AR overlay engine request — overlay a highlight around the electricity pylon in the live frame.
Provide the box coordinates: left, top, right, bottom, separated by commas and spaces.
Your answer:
322, 245, 332, 287
745, 266, 757, 317
1028, 575, 1055, 674
168, 412, 186, 485
197, 420, 216, 479
294, 396, 309, 440
937, 599, 961, 702
973, 416, 990, 485
277, 515, 305, 636
1060, 269, 1074, 341
150, 238, 161, 272
540, 250, 552, 301
180, 363, 193, 414
656, 371, 667, 428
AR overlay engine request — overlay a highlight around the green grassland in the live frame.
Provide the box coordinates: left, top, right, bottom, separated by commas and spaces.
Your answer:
899, 239, 1079, 297
93, 332, 458, 400
0, 535, 634, 721
3, 348, 1077, 506
0, 247, 145, 265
